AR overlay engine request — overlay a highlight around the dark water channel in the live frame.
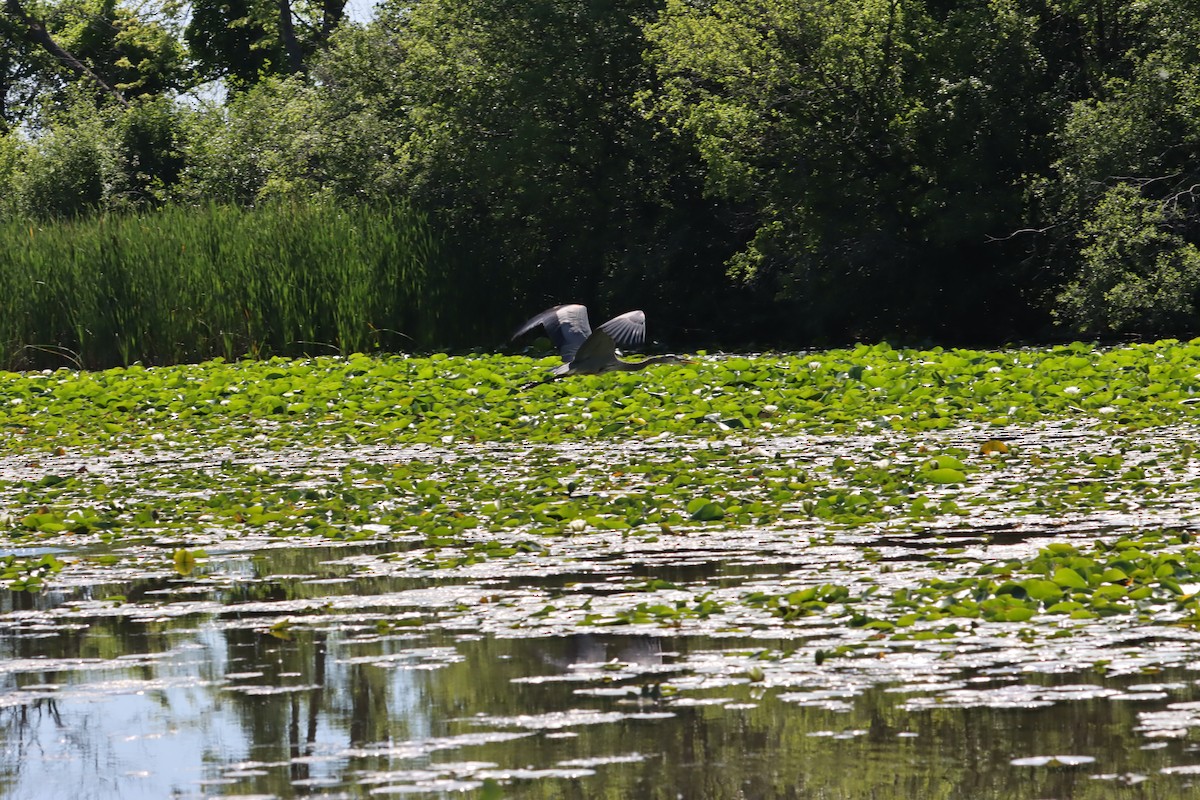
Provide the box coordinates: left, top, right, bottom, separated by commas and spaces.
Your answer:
4, 542, 1200, 799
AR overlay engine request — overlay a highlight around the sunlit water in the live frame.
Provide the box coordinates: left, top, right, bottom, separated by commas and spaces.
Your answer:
5, 425, 1200, 798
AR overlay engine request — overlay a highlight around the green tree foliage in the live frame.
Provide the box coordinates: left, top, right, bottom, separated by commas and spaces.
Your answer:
372, 0, 731, 340
173, 78, 312, 205
1056, 184, 1200, 333
171, 37, 400, 207
185, 0, 347, 88
1, 0, 187, 122
642, 0, 1060, 341
1042, 1, 1200, 333
0, 5, 57, 130
11, 95, 186, 216
186, 0, 282, 87
0, 130, 27, 216
60, 0, 188, 96
9, 0, 1200, 351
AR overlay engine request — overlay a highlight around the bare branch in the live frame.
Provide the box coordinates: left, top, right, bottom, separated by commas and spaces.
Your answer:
985, 225, 1061, 243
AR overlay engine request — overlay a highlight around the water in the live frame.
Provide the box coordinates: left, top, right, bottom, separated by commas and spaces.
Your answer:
3, 542, 1200, 799
6, 424, 1200, 798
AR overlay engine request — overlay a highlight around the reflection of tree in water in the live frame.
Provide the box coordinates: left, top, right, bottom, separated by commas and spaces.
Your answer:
287, 633, 325, 785
210, 625, 332, 786
1, 696, 64, 791
347, 661, 389, 745
1, 588, 37, 613
214, 620, 436, 795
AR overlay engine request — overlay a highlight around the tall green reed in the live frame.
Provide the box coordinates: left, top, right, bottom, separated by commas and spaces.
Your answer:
0, 202, 439, 369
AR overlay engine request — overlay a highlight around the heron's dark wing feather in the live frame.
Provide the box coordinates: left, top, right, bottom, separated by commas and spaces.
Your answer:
511, 304, 593, 361
572, 329, 617, 368
597, 310, 646, 351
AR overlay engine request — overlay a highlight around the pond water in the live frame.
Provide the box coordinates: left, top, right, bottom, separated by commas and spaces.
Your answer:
7, 554, 1200, 800
5, 424, 1200, 798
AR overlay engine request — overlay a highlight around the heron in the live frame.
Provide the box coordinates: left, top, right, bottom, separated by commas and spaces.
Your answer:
511, 304, 690, 384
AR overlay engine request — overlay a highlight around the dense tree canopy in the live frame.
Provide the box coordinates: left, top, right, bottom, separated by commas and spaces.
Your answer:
643, 0, 1057, 340
4, 0, 1200, 349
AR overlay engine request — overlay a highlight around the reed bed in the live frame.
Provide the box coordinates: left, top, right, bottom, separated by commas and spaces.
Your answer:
0, 202, 438, 369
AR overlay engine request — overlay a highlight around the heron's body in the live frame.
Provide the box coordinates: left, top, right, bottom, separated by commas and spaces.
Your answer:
512, 304, 688, 384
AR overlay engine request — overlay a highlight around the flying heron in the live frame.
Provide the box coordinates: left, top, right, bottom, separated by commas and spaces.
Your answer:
511, 304, 690, 383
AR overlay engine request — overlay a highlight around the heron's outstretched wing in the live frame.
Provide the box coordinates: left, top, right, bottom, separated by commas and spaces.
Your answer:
511, 304, 593, 361
597, 310, 646, 351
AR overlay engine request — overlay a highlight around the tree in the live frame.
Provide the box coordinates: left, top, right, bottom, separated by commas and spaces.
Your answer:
1, 0, 192, 151
642, 0, 1065, 341
8, 93, 186, 217
2, 0, 129, 110
1043, 0, 1200, 333
0, 1, 62, 129
185, 0, 347, 88
370, 0, 732, 340
0, 128, 26, 215
170, 55, 398, 206
1055, 184, 1200, 333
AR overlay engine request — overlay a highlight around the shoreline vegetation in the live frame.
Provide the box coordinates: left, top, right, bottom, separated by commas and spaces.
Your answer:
0, 203, 438, 369
4, 3, 1200, 360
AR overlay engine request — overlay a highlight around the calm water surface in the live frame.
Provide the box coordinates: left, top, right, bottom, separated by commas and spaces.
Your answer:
6, 427, 1200, 798
3, 542, 1200, 799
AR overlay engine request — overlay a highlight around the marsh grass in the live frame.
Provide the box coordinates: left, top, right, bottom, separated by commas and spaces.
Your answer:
0, 202, 438, 368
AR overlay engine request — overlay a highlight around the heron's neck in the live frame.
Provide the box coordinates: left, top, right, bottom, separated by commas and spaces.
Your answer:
622, 355, 676, 371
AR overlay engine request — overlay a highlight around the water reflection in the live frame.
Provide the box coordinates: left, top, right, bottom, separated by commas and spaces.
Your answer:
1, 545, 1200, 799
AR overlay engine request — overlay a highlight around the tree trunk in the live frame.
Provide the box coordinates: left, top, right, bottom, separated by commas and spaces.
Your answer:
320, 0, 343, 40
277, 0, 304, 74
